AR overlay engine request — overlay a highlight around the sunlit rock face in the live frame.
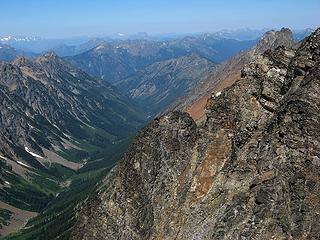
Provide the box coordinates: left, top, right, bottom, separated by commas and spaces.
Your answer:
71, 28, 320, 240
169, 27, 298, 120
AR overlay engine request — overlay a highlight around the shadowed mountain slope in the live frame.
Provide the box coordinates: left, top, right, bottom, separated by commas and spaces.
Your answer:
0, 53, 145, 237
115, 53, 216, 115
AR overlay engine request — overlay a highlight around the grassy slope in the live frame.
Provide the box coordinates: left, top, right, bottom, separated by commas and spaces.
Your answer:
2, 125, 135, 240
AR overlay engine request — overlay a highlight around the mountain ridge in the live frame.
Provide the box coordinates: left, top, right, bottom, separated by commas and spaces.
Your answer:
66, 37, 255, 84
115, 53, 216, 115
70, 28, 320, 240
167, 27, 298, 120
0, 52, 145, 237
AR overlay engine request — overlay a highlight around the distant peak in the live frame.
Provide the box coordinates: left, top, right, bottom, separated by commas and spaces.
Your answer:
94, 43, 108, 51
280, 27, 292, 35
12, 56, 33, 67
256, 27, 296, 52
42, 51, 58, 59
35, 51, 60, 63
261, 27, 293, 40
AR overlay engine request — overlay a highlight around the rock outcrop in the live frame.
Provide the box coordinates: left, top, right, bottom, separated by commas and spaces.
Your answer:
71, 28, 320, 239
168, 28, 298, 120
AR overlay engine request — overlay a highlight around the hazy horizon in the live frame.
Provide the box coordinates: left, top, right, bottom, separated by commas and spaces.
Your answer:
1, 0, 319, 38
0, 27, 316, 40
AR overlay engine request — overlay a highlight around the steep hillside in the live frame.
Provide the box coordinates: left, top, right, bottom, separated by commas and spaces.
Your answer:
168, 35, 256, 62
169, 28, 298, 120
115, 54, 216, 115
0, 53, 145, 237
71, 28, 320, 239
0, 44, 19, 61
0, 44, 35, 61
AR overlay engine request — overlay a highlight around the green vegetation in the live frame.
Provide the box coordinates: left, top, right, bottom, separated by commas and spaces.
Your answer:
1, 160, 53, 212
0, 171, 54, 212
47, 163, 75, 180
81, 124, 117, 142
79, 137, 132, 172
4, 169, 106, 240
56, 124, 123, 163
0, 47, 147, 239
57, 148, 89, 163
2, 127, 134, 240
0, 209, 12, 228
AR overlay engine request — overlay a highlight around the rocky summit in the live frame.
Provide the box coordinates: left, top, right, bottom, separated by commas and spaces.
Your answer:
170, 28, 298, 120
71, 28, 320, 239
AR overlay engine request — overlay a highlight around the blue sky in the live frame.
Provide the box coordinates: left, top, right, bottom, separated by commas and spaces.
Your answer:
0, 0, 319, 37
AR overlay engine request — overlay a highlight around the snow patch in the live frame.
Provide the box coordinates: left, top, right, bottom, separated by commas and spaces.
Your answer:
24, 146, 43, 159
1, 154, 31, 169
0, 36, 13, 41
0, 36, 37, 42
5, 181, 10, 185
0, 155, 8, 161
96, 45, 106, 50
17, 161, 30, 168
215, 91, 222, 97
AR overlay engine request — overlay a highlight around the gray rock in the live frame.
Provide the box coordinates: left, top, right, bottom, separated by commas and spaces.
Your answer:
71, 28, 320, 240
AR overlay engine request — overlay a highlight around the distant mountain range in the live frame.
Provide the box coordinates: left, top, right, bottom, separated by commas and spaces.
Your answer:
66, 37, 256, 84
0, 43, 20, 61
53, 38, 108, 57
0, 28, 313, 55
115, 53, 216, 115
0, 36, 95, 54
0, 27, 318, 239
0, 43, 36, 61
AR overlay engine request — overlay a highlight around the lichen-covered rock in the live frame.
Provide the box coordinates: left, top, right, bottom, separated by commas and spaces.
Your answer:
71, 28, 320, 240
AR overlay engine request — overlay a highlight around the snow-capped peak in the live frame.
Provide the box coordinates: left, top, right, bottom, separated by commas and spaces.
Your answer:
0, 36, 39, 42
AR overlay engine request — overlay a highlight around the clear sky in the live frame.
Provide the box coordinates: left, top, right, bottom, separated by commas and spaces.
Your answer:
0, 0, 319, 38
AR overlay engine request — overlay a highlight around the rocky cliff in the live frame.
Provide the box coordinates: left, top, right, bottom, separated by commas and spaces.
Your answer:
168, 28, 298, 120
71, 28, 320, 239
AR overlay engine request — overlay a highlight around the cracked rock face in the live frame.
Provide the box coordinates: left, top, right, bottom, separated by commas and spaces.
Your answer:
71, 28, 320, 240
